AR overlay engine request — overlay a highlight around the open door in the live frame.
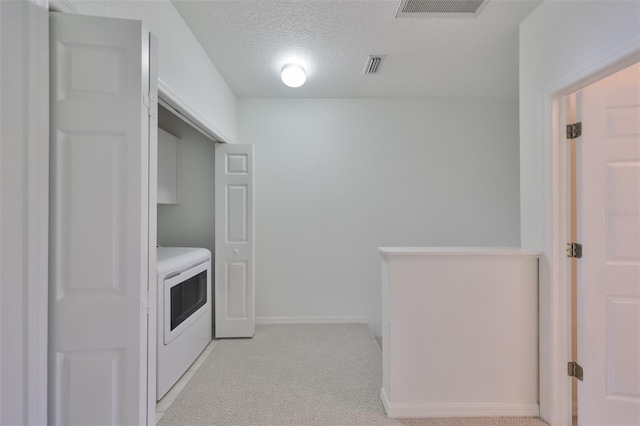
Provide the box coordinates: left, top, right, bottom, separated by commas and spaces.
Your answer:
49, 13, 157, 425
215, 144, 255, 338
576, 62, 640, 426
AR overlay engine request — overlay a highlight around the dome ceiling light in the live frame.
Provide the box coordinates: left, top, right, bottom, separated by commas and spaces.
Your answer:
281, 64, 306, 88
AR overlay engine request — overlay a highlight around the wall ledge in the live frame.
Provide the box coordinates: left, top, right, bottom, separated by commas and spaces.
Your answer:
379, 247, 542, 257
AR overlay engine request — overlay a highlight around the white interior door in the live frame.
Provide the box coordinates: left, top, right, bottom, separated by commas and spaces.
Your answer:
577, 62, 640, 426
49, 13, 156, 425
215, 144, 255, 338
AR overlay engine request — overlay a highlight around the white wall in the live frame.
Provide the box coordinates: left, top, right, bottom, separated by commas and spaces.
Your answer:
0, 1, 49, 424
157, 105, 216, 254
238, 98, 521, 337
519, 1, 640, 425
67, 0, 237, 143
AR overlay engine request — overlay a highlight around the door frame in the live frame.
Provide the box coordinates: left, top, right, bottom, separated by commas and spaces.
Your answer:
0, 0, 49, 424
545, 46, 640, 425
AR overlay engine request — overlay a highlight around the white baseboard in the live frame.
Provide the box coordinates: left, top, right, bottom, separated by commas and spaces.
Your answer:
255, 316, 369, 325
380, 388, 539, 418
380, 388, 392, 414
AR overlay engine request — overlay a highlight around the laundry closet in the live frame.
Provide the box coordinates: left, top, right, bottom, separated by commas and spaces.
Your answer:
154, 104, 216, 400
46, 11, 254, 424
156, 99, 257, 402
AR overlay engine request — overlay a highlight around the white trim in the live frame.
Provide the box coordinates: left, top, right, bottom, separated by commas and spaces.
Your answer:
0, 2, 3, 419
0, 1, 49, 423
380, 388, 391, 415
158, 78, 231, 144
26, 2, 49, 425
379, 247, 542, 256
537, 91, 573, 426
380, 388, 539, 419
255, 316, 369, 325
147, 32, 159, 426
542, 41, 640, 426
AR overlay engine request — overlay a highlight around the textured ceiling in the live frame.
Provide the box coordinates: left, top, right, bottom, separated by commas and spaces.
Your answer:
172, 0, 542, 99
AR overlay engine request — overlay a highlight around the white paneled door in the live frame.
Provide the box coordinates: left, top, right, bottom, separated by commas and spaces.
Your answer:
577, 62, 640, 426
215, 144, 255, 338
49, 13, 157, 425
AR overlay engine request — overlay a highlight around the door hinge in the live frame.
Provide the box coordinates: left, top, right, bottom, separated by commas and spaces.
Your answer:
567, 242, 582, 258
141, 296, 149, 316
142, 291, 154, 316
568, 361, 584, 381
566, 122, 582, 139
143, 93, 158, 118
147, 290, 154, 316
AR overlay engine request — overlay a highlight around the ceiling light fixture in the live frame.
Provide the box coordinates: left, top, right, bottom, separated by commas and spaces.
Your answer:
281, 64, 306, 88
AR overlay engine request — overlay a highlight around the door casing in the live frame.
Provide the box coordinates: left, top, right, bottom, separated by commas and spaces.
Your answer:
0, 1, 49, 424
547, 50, 640, 426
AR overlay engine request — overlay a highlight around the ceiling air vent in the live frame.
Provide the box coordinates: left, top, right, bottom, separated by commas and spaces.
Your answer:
364, 55, 385, 75
395, 0, 490, 18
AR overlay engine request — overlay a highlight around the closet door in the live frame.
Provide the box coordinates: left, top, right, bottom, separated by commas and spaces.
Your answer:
215, 144, 255, 338
49, 13, 157, 425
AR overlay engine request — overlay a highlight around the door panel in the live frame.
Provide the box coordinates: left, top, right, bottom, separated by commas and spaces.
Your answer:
606, 297, 639, 398
56, 350, 123, 425
226, 260, 249, 318
49, 13, 155, 425
605, 162, 640, 261
227, 185, 249, 242
215, 144, 255, 338
577, 62, 640, 426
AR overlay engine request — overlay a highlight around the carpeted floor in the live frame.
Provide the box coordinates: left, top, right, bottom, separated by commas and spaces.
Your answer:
159, 324, 549, 426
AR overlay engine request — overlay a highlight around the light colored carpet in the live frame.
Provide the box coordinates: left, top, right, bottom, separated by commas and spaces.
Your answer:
159, 324, 548, 426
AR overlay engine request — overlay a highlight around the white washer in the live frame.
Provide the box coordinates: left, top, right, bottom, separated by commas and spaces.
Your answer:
156, 247, 212, 400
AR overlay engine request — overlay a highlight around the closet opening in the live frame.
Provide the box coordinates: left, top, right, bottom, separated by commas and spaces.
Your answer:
156, 102, 218, 258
